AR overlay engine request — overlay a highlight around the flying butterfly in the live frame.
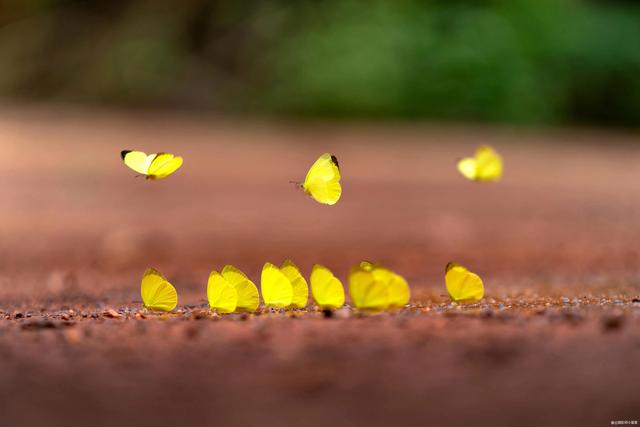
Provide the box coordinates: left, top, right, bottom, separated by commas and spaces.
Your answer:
348, 265, 389, 311
295, 153, 342, 205
280, 259, 309, 309
207, 270, 238, 314
360, 261, 410, 308
121, 150, 183, 180
261, 262, 293, 308
221, 265, 260, 312
445, 262, 484, 303
310, 264, 345, 310
140, 267, 178, 311
457, 145, 502, 182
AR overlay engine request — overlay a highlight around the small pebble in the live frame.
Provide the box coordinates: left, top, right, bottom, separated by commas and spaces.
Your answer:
334, 308, 351, 319
103, 309, 121, 319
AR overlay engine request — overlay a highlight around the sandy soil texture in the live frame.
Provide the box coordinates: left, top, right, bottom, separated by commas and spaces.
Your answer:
0, 106, 639, 426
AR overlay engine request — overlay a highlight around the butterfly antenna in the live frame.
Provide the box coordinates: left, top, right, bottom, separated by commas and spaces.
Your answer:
289, 180, 302, 188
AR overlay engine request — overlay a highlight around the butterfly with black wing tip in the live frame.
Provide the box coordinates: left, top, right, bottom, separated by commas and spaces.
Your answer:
293, 153, 342, 205
121, 150, 183, 180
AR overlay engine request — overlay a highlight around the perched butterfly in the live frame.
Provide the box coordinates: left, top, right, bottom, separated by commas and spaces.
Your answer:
296, 153, 342, 205
261, 262, 293, 308
121, 150, 183, 180
140, 267, 178, 311
445, 262, 484, 303
348, 265, 389, 311
360, 261, 410, 308
207, 270, 238, 314
457, 145, 502, 182
310, 264, 345, 310
280, 259, 309, 309
221, 265, 260, 312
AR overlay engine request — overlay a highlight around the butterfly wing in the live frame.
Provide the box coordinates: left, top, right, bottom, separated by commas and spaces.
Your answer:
302, 153, 342, 205
147, 153, 183, 180
280, 259, 309, 309
348, 267, 388, 311
222, 265, 260, 312
369, 265, 410, 308
141, 267, 178, 311
261, 263, 293, 308
387, 272, 410, 307
445, 262, 484, 302
207, 271, 238, 313
475, 145, 502, 181
310, 264, 345, 310
122, 150, 155, 175
457, 157, 477, 181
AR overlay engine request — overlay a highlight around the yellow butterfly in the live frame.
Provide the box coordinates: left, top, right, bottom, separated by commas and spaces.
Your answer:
310, 264, 345, 310
261, 262, 293, 308
221, 265, 260, 312
280, 259, 309, 309
121, 150, 183, 180
140, 267, 178, 311
457, 145, 502, 182
445, 262, 484, 303
348, 265, 389, 311
299, 153, 342, 205
360, 261, 410, 308
207, 270, 238, 314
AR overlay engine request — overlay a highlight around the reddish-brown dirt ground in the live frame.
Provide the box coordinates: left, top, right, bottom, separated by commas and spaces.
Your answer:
0, 106, 639, 426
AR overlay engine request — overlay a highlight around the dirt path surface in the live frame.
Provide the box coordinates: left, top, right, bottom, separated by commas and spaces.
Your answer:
0, 106, 639, 426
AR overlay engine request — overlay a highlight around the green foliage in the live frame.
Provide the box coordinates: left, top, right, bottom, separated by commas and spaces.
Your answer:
266, 0, 640, 125
0, 0, 639, 126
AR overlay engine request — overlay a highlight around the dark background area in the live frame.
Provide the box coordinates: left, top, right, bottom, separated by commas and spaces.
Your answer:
1, 0, 640, 126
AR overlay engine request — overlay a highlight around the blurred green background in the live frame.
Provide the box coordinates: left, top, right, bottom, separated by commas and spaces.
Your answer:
1, 0, 639, 126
